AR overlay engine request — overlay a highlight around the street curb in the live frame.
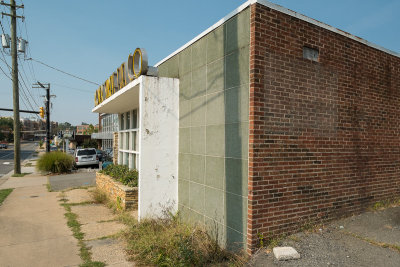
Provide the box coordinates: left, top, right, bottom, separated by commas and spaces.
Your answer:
0, 146, 41, 186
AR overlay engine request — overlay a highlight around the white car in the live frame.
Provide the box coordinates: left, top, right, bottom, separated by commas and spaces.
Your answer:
74, 148, 99, 168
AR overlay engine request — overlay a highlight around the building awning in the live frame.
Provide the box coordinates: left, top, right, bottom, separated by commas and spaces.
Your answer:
92, 77, 141, 114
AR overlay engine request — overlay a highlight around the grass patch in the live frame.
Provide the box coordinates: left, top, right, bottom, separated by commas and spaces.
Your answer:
0, 188, 13, 205
37, 151, 74, 174
343, 230, 400, 253
90, 188, 108, 204
11, 172, 31, 177
62, 203, 105, 267
88, 189, 247, 266
24, 162, 33, 167
123, 212, 244, 266
46, 182, 52, 192
370, 198, 400, 211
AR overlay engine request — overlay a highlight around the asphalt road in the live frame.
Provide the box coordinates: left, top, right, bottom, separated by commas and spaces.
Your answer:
48, 171, 96, 191
0, 141, 37, 177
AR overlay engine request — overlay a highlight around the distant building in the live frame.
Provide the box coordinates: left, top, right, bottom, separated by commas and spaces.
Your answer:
76, 124, 98, 135
91, 113, 118, 150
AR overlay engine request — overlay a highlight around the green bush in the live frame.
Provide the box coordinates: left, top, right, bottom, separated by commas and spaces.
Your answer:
37, 151, 74, 173
100, 164, 138, 187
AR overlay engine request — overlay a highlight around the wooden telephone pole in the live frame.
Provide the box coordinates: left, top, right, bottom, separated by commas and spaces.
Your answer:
1, 0, 25, 174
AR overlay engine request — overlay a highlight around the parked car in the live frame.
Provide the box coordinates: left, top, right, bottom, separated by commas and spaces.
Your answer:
74, 148, 99, 168
50, 146, 58, 151
0, 143, 8, 149
67, 148, 75, 155
96, 149, 104, 161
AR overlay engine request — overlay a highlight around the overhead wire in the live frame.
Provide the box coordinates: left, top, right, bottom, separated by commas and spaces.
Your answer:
28, 57, 100, 86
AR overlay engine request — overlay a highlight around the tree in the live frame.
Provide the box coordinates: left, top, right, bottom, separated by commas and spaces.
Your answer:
82, 139, 98, 149
83, 124, 98, 135
0, 117, 14, 142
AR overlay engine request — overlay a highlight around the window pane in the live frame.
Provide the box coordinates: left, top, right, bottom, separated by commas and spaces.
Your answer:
131, 132, 137, 151
126, 111, 130, 129
132, 110, 137, 128
124, 152, 129, 166
126, 132, 130, 150
118, 152, 123, 165
120, 114, 124, 130
130, 153, 136, 170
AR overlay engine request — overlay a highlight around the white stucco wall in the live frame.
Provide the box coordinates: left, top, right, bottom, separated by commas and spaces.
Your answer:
138, 76, 179, 220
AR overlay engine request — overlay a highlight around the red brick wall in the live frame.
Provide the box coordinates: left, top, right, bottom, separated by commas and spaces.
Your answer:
248, 3, 400, 253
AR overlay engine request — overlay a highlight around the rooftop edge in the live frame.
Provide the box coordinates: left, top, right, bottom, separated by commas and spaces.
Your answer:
154, 0, 399, 67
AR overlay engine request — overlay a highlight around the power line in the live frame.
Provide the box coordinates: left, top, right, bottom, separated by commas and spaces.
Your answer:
28, 57, 100, 86
52, 82, 93, 93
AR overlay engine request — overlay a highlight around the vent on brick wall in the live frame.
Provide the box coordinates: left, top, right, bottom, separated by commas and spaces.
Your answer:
303, 46, 319, 62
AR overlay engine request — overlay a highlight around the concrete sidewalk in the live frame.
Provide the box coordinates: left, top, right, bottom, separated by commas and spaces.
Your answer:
0, 163, 81, 266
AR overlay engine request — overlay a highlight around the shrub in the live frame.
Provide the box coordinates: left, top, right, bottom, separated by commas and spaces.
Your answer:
37, 151, 74, 173
39, 140, 43, 148
100, 164, 138, 187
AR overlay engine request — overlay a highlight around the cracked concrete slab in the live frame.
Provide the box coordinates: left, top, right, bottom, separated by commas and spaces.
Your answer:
82, 221, 127, 240
86, 238, 133, 266
64, 188, 94, 203
71, 204, 117, 225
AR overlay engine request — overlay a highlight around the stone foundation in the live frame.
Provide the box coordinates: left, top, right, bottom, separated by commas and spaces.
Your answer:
96, 172, 138, 210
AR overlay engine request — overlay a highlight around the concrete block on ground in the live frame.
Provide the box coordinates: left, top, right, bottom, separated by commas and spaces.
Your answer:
273, 246, 300, 261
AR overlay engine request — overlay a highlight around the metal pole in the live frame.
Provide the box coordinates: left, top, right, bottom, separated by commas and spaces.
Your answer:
10, 0, 20, 174
46, 86, 50, 152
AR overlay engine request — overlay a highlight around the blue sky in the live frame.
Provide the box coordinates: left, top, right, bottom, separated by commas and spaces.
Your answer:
0, 0, 398, 125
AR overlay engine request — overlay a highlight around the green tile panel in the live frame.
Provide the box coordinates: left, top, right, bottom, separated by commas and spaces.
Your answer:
192, 36, 207, 69
189, 181, 205, 214
206, 57, 225, 94
179, 100, 191, 127
206, 91, 225, 125
178, 153, 190, 180
179, 47, 192, 76
226, 7, 250, 54
190, 126, 205, 155
190, 96, 206, 127
191, 65, 207, 98
178, 179, 189, 206
206, 124, 225, 157
225, 84, 249, 123
225, 46, 249, 90
205, 156, 224, 190
207, 25, 225, 64
179, 128, 190, 153
190, 155, 205, 184
204, 187, 225, 224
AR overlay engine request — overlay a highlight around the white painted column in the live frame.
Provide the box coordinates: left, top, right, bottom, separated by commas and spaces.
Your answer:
138, 76, 179, 220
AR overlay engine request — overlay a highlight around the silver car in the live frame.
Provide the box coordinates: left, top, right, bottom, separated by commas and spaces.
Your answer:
74, 148, 99, 168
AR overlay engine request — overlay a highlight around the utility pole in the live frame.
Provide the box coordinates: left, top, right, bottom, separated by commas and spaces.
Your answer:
1, 0, 25, 174
45, 84, 50, 152
33, 82, 51, 152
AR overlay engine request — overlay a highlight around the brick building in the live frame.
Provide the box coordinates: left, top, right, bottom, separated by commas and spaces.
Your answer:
93, 0, 399, 253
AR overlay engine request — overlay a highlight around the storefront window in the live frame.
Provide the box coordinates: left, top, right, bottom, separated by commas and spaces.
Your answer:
118, 109, 139, 170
